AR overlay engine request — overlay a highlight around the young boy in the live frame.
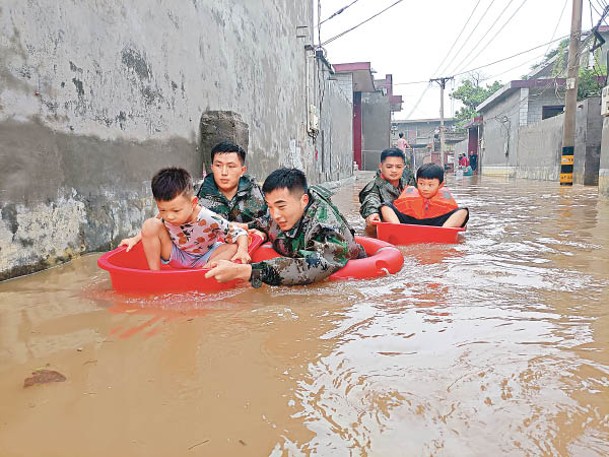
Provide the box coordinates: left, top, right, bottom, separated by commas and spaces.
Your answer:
359, 147, 415, 236
381, 163, 469, 228
196, 141, 267, 230
120, 167, 250, 270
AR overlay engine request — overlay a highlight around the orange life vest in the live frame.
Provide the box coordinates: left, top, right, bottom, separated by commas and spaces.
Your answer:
393, 186, 458, 219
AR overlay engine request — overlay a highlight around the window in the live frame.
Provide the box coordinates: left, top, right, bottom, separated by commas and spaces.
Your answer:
542, 105, 564, 120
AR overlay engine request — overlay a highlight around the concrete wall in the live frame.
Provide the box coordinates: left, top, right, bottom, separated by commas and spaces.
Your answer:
574, 97, 602, 186
0, 1, 354, 280
316, 64, 353, 182
480, 90, 522, 177
361, 91, 390, 170
502, 98, 601, 184
516, 114, 562, 181
527, 86, 566, 124
600, 116, 609, 198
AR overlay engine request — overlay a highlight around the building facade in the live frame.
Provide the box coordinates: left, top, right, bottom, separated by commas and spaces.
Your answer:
0, 1, 354, 279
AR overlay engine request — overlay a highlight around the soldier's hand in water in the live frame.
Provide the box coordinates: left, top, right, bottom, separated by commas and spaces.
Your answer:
205, 260, 252, 282
119, 233, 142, 252
231, 247, 251, 264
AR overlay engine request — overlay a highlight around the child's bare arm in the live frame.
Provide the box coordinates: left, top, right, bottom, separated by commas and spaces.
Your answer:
230, 234, 251, 264
119, 231, 142, 252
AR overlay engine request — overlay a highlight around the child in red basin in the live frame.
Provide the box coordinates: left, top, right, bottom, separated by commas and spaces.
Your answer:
381, 163, 469, 228
120, 167, 250, 270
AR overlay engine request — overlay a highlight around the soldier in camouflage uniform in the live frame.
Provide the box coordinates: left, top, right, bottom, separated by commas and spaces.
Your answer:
206, 168, 366, 287
358, 147, 415, 236
196, 141, 267, 229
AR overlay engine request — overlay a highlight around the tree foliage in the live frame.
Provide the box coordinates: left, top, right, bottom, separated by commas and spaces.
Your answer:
449, 74, 503, 126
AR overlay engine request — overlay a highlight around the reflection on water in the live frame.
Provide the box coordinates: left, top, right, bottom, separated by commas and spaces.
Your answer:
1, 174, 608, 456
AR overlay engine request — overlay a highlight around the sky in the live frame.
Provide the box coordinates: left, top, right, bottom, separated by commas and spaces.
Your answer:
316, 0, 603, 120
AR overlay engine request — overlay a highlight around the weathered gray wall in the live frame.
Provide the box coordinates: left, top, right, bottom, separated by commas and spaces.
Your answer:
317, 66, 353, 182
516, 114, 563, 181
574, 97, 602, 186
361, 91, 390, 171
480, 90, 521, 177
0, 1, 354, 280
600, 116, 609, 198
498, 98, 601, 184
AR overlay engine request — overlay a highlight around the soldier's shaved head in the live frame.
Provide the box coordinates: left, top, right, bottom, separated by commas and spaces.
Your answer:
262, 168, 308, 197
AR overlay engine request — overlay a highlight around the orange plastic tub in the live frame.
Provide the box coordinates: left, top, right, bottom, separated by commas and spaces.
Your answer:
376, 222, 466, 245
97, 234, 264, 294
250, 236, 404, 281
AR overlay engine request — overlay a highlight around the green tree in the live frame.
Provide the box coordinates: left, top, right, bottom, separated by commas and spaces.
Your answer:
577, 61, 606, 101
449, 74, 503, 127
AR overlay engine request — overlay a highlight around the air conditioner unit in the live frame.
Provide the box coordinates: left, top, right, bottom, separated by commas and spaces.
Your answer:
308, 104, 319, 134
602, 85, 609, 116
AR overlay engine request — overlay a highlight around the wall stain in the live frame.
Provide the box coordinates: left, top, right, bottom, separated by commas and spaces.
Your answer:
1, 204, 19, 236
121, 47, 151, 81
72, 78, 84, 96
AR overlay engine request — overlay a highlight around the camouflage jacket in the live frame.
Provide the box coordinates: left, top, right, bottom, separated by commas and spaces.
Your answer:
250, 186, 366, 287
197, 174, 267, 228
358, 169, 415, 219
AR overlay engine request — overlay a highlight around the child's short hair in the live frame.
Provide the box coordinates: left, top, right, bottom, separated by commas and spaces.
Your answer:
380, 147, 406, 163
151, 167, 194, 201
211, 141, 247, 164
416, 163, 444, 183
262, 167, 308, 196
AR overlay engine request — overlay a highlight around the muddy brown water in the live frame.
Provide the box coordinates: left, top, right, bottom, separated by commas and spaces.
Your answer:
1, 172, 608, 456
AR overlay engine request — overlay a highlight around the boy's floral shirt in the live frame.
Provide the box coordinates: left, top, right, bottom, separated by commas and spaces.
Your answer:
163, 207, 247, 255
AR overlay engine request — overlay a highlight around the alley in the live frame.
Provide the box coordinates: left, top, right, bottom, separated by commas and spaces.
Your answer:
0, 173, 608, 456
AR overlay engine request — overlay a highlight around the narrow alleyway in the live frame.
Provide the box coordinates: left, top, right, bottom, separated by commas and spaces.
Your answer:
0, 172, 608, 456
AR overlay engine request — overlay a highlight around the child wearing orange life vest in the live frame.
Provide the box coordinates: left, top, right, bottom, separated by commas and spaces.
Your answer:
381, 163, 469, 228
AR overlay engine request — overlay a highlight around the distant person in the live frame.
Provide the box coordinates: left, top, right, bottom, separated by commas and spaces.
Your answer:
205, 167, 365, 287
469, 150, 478, 172
396, 132, 410, 153
120, 167, 250, 270
359, 147, 415, 236
381, 163, 469, 228
197, 141, 267, 230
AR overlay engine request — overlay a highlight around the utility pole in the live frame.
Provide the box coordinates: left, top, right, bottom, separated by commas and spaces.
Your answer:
430, 76, 453, 168
560, 0, 583, 186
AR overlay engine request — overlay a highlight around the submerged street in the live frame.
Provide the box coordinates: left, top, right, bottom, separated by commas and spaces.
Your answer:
1, 171, 608, 456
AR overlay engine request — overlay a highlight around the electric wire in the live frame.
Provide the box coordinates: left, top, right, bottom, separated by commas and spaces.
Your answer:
454, 0, 530, 76
320, 0, 362, 25
394, 35, 569, 87
432, 0, 483, 77
448, 0, 518, 76
322, 0, 406, 46
453, 35, 569, 77
436, 0, 499, 79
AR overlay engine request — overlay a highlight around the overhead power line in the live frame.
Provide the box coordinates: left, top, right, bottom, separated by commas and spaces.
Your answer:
320, 0, 362, 25
322, 0, 406, 46
435, 0, 499, 78
454, 0, 530, 75
453, 34, 569, 77
432, 0, 483, 77
394, 35, 568, 86
448, 0, 518, 75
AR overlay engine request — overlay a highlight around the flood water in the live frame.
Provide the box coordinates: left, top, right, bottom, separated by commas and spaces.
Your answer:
1, 172, 608, 456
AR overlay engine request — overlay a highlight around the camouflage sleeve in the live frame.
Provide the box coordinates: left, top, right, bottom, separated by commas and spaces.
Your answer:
253, 227, 351, 286
248, 209, 272, 234
245, 184, 268, 228
209, 211, 247, 244
405, 168, 415, 187
358, 181, 382, 219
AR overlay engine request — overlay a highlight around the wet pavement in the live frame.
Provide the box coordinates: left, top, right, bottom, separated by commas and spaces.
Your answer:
1, 172, 608, 456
